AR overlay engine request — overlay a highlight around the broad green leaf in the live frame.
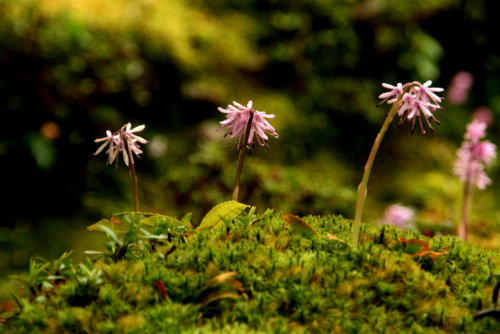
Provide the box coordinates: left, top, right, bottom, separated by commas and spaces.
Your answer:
198, 201, 249, 230
281, 214, 318, 239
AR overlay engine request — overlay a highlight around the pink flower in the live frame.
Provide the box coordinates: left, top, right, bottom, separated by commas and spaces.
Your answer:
453, 120, 496, 189
378, 81, 444, 134
94, 123, 148, 166
378, 83, 404, 105
474, 142, 496, 167
453, 155, 491, 189
472, 107, 493, 126
415, 80, 445, 107
382, 204, 415, 229
447, 71, 474, 105
217, 100, 278, 149
464, 120, 486, 142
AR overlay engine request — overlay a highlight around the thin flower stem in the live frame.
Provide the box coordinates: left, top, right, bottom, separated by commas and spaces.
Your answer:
352, 99, 404, 247
122, 132, 140, 212
459, 178, 472, 240
232, 110, 254, 202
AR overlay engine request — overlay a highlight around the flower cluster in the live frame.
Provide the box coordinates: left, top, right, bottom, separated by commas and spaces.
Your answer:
447, 71, 474, 105
216, 101, 279, 149
453, 120, 496, 189
378, 81, 444, 134
94, 123, 148, 166
381, 204, 416, 230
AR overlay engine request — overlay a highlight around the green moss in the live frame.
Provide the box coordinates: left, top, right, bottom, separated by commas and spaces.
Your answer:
1, 213, 499, 333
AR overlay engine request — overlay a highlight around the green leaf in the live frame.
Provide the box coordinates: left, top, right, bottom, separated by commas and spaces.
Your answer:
140, 215, 185, 229
87, 212, 155, 235
114, 212, 154, 226
84, 251, 105, 255
181, 213, 193, 226
96, 224, 120, 243
87, 219, 121, 233
281, 214, 318, 239
10, 292, 23, 311
198, 201, 249, 230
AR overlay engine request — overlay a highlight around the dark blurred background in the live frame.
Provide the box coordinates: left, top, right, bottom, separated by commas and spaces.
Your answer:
1, 0, 499, 277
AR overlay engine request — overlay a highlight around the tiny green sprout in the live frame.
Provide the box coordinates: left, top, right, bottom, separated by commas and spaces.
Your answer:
233, 206, 258, 227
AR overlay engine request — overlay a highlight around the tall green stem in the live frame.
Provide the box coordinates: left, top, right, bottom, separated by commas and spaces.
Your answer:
352, 101, 402, 246
231, 110, 254, 202
458, 177, 472, 240
122, 132, 140, 212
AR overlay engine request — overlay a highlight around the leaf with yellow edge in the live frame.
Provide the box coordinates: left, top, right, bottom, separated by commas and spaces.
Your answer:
281, 214, 318, 239
198, 201, 249, 230
87, 218, 129, 234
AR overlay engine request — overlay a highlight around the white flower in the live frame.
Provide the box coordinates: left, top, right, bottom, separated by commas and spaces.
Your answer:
379, 81, 444, 134
94, 123, 148, 166
217, 100, 278, 149
94, 130, 118, 156
378, 83, 404, 105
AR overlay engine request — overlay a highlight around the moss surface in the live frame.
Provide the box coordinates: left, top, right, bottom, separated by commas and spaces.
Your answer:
1, 213, 499, 333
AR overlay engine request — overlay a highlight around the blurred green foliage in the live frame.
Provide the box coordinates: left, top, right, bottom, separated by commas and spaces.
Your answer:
1, 0, 499, 274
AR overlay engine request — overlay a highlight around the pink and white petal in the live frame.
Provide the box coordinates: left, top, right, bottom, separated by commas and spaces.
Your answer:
129, 124, 145, 133
94, 141, 110, 155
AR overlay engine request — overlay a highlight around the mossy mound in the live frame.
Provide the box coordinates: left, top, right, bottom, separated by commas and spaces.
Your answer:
2, 212, 499, 333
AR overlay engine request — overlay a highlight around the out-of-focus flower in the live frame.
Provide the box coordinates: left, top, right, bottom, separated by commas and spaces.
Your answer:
94, 123, 148, 166
40, 121, 61, 140
463, 120, 486, 142
474, 141, 496, 166
149, 134, 168, 158
378, 81, 444, 134
453, 120, 496, 189
216, 100, 278, 149
472, 107, 494, 127
447, 71, 474, 105
381, 204, 415, 229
